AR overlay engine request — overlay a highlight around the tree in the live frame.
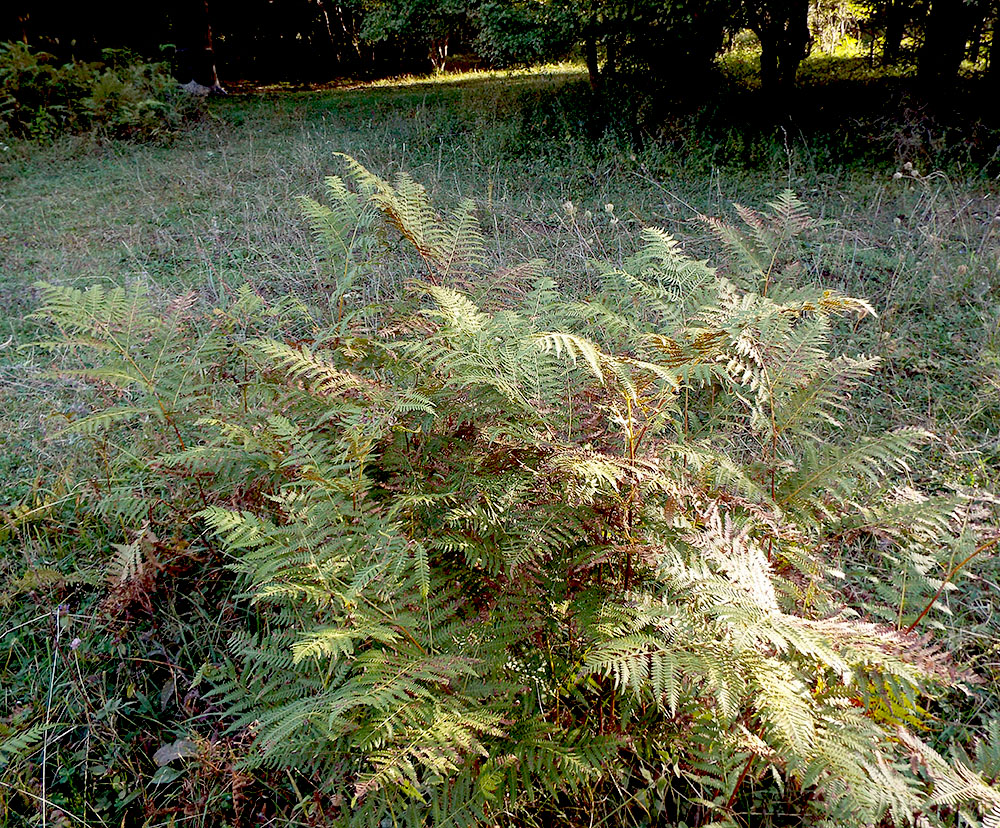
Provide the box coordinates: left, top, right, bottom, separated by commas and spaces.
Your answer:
175, 0, 225, 93
475, 0, 577, 70
873, 0, 916, 64
361, 0, 469, 70
743, 0, 812, 91
474, 0, 734, 91
989, 3, 1000, 89
614, 0, 735, 84
576, 0, 734, 90
917, 0, 979, 87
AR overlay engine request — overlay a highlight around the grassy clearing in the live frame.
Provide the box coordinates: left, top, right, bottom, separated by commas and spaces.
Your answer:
4, 61, 998, 494
2, 58, 1000, 825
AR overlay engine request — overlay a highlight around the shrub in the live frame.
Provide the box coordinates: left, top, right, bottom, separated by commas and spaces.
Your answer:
0, 42, 200, 142
28, 158, 999, 826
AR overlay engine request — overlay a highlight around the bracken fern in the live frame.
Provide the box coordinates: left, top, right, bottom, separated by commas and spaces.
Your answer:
29, 157, 998, 827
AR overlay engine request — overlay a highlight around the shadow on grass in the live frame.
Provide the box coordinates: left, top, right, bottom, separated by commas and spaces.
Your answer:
215, 55, 1000, 175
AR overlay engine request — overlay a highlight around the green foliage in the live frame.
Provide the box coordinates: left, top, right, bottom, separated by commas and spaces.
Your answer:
474, 0, 578, 67
0, 42, 199, 142
360, 0, 471, 69
493, 0, 736, 85
22, 156, 1000, 827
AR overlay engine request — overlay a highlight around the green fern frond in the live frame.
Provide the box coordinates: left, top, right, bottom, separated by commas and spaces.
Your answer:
0, 723, 48, 770
902, 729, 1000, 820
336, 153, 485, 282
779, 427, 932, 510
532, 331, 606, 383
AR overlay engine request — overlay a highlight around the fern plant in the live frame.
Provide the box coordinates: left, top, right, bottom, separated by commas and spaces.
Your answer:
34, 158, 996, 827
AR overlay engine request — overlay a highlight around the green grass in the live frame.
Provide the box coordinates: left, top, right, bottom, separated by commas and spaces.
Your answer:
2, 57, 1000, 826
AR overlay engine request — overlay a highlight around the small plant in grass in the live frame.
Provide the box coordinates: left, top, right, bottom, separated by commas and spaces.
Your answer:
21, 157, 1000, 826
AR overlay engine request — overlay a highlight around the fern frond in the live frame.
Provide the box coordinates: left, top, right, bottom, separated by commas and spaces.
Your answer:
50, 405, 153, 438
901, 729, 1000, 818
43, 164, 973, 828
336, 153, 485, 282
0, 724, 48, 770
532, 331, 606, 383
779, 428, 932, 511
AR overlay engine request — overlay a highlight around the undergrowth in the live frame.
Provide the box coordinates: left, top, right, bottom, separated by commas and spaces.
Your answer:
4, 155, 1000, 826
0, 42, 201, 143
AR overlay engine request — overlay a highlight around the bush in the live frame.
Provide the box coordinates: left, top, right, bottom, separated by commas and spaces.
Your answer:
21, 158, 1000, 826
0, 42, 200, 142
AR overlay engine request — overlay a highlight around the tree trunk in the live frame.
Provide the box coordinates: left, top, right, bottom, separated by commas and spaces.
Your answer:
882, 0, 910, 64
328, 0, 364, 66
989, 12, 1000, 88
585, 31, 601, 91
918, 0, 974, 89
176, 0, 225, 94
759, 36, 779, 91
429, 35, 449, 72
777, 0, 810, 87
751, 0, 811, 93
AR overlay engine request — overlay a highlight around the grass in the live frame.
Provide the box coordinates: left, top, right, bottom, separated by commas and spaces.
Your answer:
2, 56, 1000, 825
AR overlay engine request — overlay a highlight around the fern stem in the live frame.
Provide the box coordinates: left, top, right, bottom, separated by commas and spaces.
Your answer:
904, 534, 1000, 633
623, 392, 638, 591
683, 385, 689, 437
762, 362, 779, 560
41, 609, 60, 828
761, 232, 784, 298
722, 754, 756, 819
362, 597, 428, 656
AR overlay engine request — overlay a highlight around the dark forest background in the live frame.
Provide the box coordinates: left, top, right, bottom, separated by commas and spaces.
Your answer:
4, 0, 1000, 95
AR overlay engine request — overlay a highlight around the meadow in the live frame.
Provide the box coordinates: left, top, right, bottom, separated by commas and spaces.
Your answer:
2, 60, 1000, 826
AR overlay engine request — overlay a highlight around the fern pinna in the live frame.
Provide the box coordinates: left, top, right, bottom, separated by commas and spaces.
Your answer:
34, 159, 992, 827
